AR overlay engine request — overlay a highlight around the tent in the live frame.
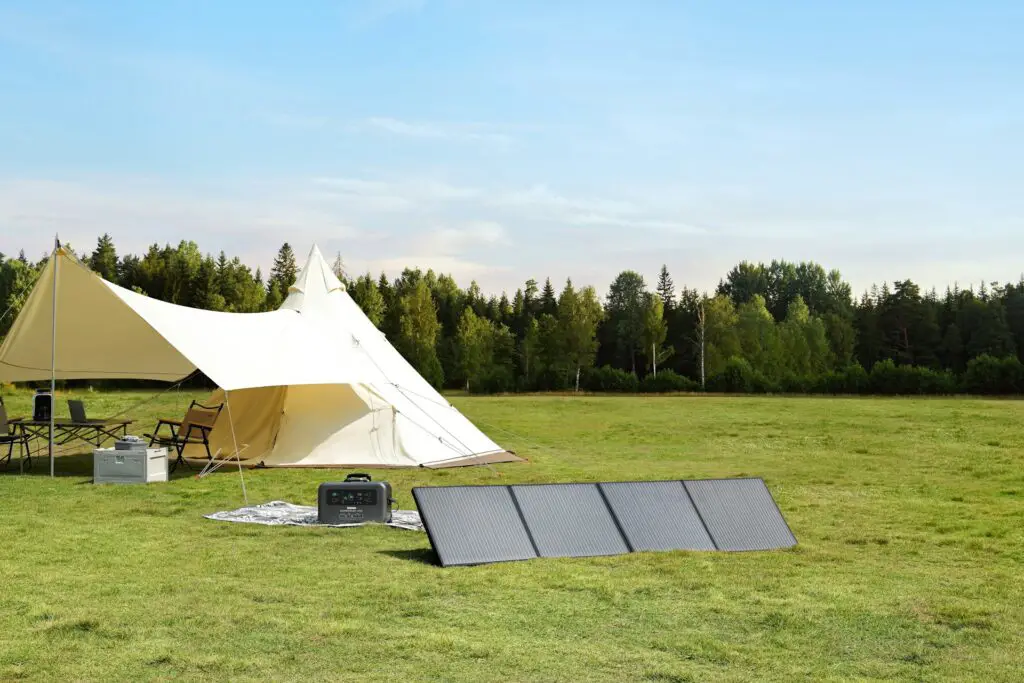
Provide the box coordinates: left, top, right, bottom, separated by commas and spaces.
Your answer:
0, 243, 521, 470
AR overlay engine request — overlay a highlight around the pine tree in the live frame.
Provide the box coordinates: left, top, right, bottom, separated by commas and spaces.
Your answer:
89, 233, 119, 283
511, 288, 526, 337
523, 278, 539, 317
540, 277, 557, 316
498, 293, 512, 324
193, 256, 226, 311
117, 254, 142, 292
605, 270, 648, 374
465, 281, 486, 316
656, 265, 675, 311
269, 242, 298, 300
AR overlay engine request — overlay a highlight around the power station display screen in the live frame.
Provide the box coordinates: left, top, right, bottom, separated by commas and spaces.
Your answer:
327, 488, 378, 507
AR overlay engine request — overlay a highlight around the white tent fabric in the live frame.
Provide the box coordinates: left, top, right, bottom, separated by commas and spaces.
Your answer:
0, 245, 519, 468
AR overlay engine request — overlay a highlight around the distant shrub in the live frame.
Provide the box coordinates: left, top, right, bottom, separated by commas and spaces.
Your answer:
869, 359, 957, 395
777, 373, 815, 394
533, 368, 572, 392
582, 366, 640, 393
639, 370, 700, 393
814, 364, 871, 394
963, 354, 1024, 395
708, 357, 755, 393
467, 366, 517, 395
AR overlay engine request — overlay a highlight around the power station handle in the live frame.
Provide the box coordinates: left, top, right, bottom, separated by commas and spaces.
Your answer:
345, 473, 372, 482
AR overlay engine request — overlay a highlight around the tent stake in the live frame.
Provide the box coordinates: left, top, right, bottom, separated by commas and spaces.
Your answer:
49, 235, 59, 477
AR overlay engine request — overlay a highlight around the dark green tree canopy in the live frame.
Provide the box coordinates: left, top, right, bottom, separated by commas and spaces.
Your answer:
1, 233, 1022, 395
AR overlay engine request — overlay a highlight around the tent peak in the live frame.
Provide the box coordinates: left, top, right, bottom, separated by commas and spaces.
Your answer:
281, 243, 346, 311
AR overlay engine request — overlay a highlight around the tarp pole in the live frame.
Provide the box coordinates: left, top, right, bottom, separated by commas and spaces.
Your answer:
224, 391, 248, 505
49, 235, 58, 477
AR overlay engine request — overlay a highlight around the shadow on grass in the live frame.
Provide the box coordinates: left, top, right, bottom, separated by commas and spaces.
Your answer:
1, 452, 94, 477
1, 452, 239, 481
378, 548, 439, 566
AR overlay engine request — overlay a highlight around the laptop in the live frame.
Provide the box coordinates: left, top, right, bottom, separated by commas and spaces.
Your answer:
68, 399, 104, 424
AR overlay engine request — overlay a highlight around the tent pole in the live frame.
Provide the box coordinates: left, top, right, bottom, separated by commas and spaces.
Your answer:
49, 235, 59, 478
224, 391, 248, 505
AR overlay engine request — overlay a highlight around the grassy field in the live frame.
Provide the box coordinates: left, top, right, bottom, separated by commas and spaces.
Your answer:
1, 389, 1022, 681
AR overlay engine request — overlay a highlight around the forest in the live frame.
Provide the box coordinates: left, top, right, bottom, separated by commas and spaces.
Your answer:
2, 235, 1023, 395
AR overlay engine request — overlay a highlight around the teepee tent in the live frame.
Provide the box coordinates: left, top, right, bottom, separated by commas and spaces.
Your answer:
0, 242, 519, 471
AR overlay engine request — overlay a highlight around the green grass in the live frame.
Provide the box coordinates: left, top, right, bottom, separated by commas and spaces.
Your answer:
1, 389, 1022, 681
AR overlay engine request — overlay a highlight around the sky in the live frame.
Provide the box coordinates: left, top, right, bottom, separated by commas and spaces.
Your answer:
1, 0, 1022, 298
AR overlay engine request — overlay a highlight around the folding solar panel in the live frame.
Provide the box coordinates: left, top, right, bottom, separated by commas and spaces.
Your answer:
510, 483, 630, 558
413, 477, 796, 567
683, 478, 797, 551
412, 485, 538, 566
598, 481, 716, 552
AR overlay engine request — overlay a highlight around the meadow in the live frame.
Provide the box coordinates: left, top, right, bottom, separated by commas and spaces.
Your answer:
1, 390, 1022, 681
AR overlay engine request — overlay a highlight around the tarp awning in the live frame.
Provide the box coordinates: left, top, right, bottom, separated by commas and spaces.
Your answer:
0, 249, 368, 390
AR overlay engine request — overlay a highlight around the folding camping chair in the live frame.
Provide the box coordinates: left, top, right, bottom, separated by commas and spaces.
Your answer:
0, 398, 31, 471
144, 400, 223, 473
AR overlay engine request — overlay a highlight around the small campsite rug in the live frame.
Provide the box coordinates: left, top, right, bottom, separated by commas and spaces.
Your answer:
204, 500, 423, 532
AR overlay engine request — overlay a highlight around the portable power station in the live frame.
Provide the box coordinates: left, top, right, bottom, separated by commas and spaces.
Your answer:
317, 474, 394, 524
33, 389, 52, 422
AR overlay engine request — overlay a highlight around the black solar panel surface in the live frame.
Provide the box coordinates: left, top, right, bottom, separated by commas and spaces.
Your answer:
683, 478, 797, 551
510, 483, 630, 558
599, 481, 716, 552
412, 486, 538, 566
413, 478, 796, 567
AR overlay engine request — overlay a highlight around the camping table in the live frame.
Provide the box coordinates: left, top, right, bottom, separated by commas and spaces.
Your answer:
10, 418, 133, 469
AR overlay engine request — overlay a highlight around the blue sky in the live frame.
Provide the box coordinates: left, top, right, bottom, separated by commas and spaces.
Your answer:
1, 0, 1022, 297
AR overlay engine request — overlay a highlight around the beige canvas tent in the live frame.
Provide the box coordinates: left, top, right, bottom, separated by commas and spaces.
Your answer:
0, 243, 520, 470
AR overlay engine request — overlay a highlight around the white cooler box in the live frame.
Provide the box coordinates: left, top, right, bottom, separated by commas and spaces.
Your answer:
94, 446, 168, 484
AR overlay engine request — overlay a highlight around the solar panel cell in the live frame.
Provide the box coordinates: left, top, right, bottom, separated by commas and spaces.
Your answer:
683, 478, 797, 551
599, 481, 716, 552
510, 483, 630, 558
412, 486, 538, 566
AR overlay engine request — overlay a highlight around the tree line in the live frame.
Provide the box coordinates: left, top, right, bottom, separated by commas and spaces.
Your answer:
2, 235, 1023, 395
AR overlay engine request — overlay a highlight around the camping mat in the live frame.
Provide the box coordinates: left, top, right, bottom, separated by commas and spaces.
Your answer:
204, 500, 423, 531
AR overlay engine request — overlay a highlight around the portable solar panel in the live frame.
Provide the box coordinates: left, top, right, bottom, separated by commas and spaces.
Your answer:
598, 481, 717, 552
413, 477, 796, 567
411, 485, 538, 567
683, 478, 797, 551
509, 483, 630, 558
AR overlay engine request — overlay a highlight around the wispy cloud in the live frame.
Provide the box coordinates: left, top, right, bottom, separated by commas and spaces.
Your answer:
363, 117, 515, 148
430, 220, 509, 253
0, 178, 360, 264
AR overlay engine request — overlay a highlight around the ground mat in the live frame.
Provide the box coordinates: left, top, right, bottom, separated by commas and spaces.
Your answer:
412, 478, 796, 566
204, 500, 424, 531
